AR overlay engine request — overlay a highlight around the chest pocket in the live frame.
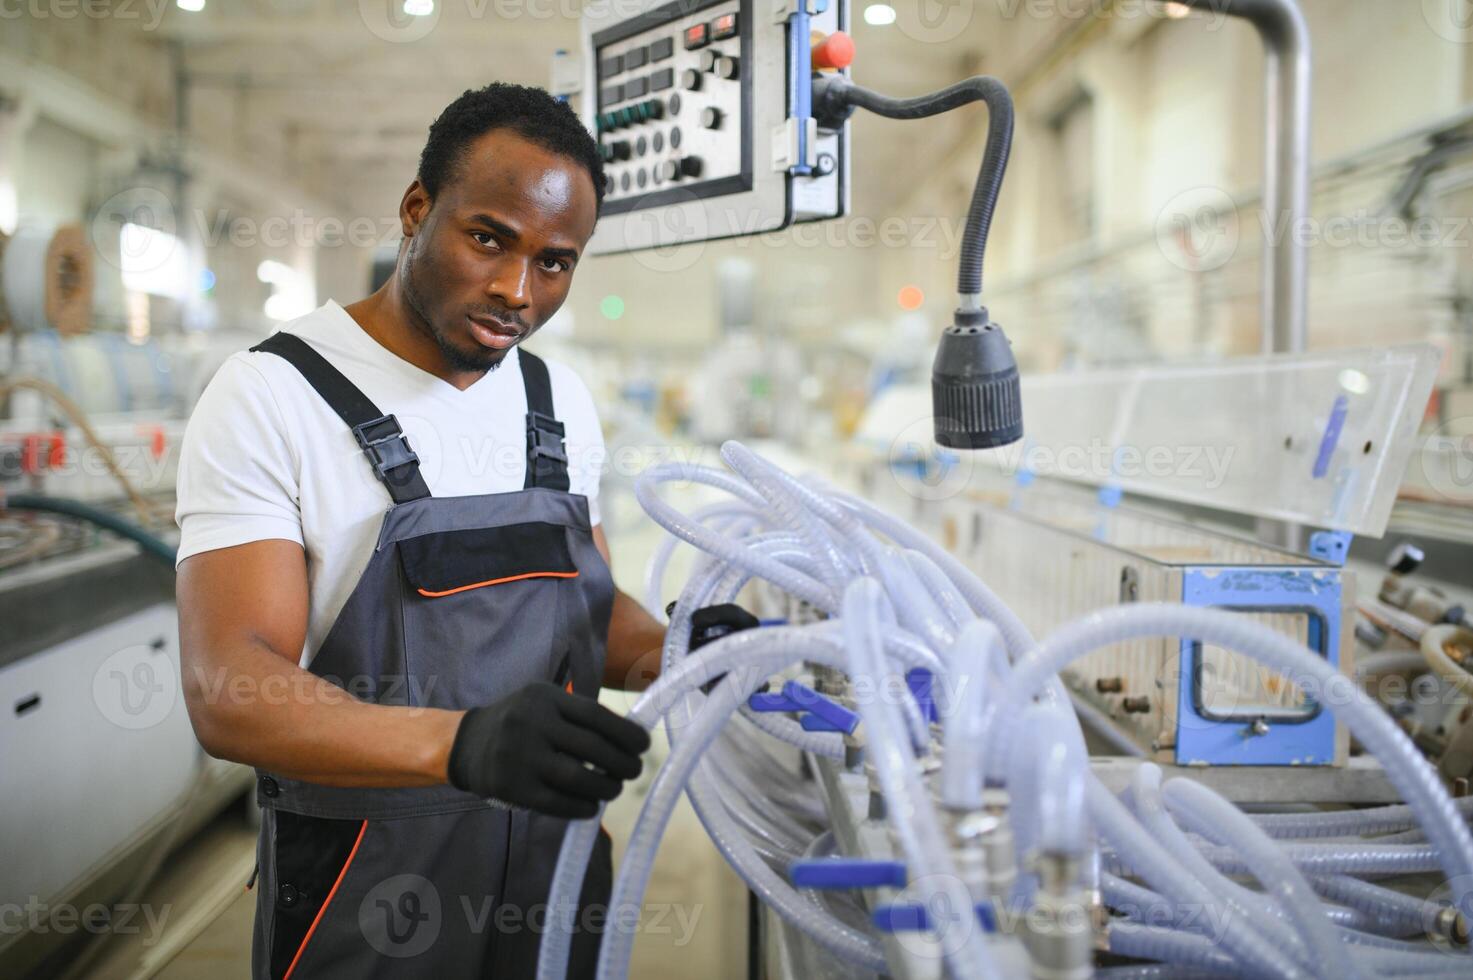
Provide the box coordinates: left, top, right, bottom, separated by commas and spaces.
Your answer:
396, 522, 581, 709
399, 522, 578, 597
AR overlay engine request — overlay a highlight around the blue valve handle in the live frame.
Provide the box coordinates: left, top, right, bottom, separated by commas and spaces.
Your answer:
747, 692, 801, 712
782, 680, 860, 734
800, 714, 849, 732
790, 858, 908, 889
872, 901, 999, 933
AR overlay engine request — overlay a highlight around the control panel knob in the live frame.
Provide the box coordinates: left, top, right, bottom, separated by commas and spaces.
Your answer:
609, 140, 632, 161
714, 56, 740, 80
699, 49, 719, 73
681, 68, 702, 91
678, 155, 703, 178
811, 31, 854, 71
700, 107, 722, 130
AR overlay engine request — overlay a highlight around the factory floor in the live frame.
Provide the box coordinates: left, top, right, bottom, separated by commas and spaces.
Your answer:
72, 491, 752, 979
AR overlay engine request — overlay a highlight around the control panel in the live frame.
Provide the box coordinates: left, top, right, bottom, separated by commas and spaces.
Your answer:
580, 0, 850, 255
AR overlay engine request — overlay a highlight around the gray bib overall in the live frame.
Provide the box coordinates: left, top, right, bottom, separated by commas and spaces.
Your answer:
245, 333, 613, 979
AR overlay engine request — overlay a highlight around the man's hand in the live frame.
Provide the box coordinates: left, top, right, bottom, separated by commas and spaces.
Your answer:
447, 682, 651, 819
672, 603, 761, 694
687, 603, 761, 652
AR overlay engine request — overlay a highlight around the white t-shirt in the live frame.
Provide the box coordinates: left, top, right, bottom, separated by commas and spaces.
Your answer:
175, 300, 606, 666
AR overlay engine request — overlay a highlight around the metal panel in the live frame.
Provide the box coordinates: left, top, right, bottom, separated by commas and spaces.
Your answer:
1175, 567, 1344, 766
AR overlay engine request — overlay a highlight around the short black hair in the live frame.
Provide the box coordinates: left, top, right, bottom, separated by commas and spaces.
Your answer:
417, 82, 605, 212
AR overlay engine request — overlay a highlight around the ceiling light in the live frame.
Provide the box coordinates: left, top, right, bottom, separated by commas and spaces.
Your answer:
177, 0, 205, 11
404, 0, 434, 15
864, 4, 896, 27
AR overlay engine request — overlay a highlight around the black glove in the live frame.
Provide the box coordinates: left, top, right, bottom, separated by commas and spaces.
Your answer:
666, 602, 761, 693
448, 682, 651, 819
665, 601, 761, 652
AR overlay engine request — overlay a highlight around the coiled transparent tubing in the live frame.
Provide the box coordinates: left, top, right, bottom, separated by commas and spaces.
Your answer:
536, 441, 1473, 980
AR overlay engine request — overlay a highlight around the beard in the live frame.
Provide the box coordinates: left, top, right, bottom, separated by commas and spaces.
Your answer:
400, 245, 508, 374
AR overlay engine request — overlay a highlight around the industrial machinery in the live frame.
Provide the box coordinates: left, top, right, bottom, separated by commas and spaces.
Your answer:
0, 226, 252, 976
556, 0, 1473, 976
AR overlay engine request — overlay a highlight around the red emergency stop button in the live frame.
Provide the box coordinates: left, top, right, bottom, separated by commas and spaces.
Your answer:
811, 31, 854, 71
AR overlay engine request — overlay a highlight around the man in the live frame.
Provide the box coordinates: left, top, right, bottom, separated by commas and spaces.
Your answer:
175, 83, 749, 978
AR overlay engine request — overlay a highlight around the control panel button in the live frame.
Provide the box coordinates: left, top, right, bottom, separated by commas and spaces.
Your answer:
811, 31, 855, 71
642, 98, 664, 120
658, 156, 703, 182
625, 75, 649, 98
667, 94, 682, 115
669, 125, 682, 149
710, 12, 738, 40
699, 49, 719, 73
625, 45, 648, 69
600, 83, 623, 106
652, 130, 665, 152
681, 68, 702, 91
683, 22, 709, 49
635, 135, 648, 156
650, 37, 674, 61
636, 168, 648, 189
599, 54, 623, 76
700, 107, 722, 129
610, 140, 632, 161
650, 67, 674, 91
620, 172, 631, 192
714, 55, 740, 80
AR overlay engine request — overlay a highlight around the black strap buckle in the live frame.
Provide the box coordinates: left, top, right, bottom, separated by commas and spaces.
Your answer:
352, 414, 420, 480
526, 410, 568, 466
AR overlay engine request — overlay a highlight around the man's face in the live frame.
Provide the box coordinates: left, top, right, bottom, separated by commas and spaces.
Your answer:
398, 128, 599, 372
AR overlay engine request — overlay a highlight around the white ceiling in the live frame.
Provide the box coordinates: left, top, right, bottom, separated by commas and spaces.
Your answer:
142, 0, 998, 223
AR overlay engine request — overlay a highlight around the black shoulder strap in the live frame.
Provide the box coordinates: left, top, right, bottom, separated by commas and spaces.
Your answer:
519, 350, 570, 492
249, 332, 431, 504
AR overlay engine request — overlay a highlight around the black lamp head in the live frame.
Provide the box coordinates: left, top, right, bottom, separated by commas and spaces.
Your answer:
931, 307, 1023, 450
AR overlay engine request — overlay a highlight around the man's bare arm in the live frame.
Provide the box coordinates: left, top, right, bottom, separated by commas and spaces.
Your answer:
176, 539, 463, 787
591, 525, 666, 691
